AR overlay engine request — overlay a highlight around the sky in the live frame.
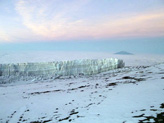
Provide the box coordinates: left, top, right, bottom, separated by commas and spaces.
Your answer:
0, 0, 164, 54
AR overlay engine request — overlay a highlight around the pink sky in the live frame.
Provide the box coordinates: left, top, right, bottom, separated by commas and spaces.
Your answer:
0, 0, 164, 42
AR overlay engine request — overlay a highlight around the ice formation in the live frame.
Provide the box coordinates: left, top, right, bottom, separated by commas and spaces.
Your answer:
0, 58, 124, 83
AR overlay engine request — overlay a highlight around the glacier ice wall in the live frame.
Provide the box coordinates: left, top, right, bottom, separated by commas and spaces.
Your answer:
0, 58, 124, 83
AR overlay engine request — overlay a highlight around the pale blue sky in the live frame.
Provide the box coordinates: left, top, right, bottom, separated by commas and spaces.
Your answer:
0, 0, 164, 54
1, 37, 164, 54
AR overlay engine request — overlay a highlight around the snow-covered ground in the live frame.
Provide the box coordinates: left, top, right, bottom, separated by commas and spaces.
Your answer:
0, 52, 164, 123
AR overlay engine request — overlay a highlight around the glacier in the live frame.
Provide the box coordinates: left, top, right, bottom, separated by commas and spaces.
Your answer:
0, 58, 124, 83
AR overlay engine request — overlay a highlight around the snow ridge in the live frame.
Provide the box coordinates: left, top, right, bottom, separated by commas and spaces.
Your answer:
0, 58, 124, 84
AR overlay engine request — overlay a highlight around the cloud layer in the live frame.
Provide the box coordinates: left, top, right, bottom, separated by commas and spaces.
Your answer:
0, 0, 164, 42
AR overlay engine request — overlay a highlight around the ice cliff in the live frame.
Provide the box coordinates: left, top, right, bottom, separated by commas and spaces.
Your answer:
0, 58, 124, 83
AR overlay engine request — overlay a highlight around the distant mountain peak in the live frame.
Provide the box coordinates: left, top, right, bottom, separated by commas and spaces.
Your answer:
115, 51, 133, 55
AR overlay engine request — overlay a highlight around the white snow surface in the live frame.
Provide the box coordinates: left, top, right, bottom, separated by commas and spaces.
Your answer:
0, 64, 164, 122
0, 51, 164, 123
